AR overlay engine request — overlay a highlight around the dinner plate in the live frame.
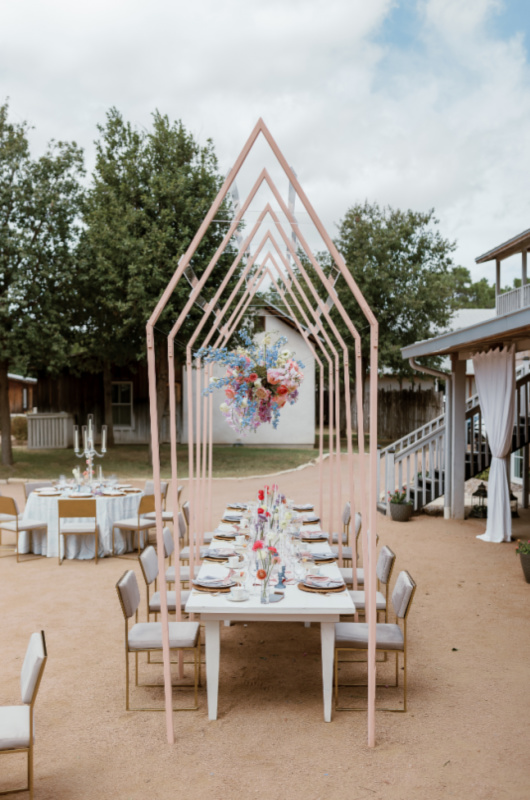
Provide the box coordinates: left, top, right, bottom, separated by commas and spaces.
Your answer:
36, 491, 61, 497
102, 491, 125, 497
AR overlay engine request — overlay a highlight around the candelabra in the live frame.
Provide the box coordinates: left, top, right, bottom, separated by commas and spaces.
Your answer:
73, 415, 107, 484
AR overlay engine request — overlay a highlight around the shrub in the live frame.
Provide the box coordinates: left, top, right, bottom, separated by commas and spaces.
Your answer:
11, 415, 28, 443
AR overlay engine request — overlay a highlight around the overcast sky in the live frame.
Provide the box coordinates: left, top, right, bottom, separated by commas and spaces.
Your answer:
2, 0, 529, 284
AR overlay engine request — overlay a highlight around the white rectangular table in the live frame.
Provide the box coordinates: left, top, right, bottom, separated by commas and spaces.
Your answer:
185, 519, 355, 722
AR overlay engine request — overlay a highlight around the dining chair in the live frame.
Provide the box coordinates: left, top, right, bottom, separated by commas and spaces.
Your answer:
115, 570, 200, 711
334, 570, 416, 712
346, 545, 396, 622
0, 631, 47, 800
58, 498, 99, 565
143, 480, 169, 509
331, 502, 351, 546
179, 508, 209, 563
163, 513, 201, 584
332, 510, 362, 563
181, 500, 214, 547
23, 481, 53, 500
112, 494, 156, 558
139, 545, 190, 621
0, 497, 47, 562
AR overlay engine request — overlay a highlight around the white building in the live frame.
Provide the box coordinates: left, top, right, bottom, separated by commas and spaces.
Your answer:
182, 305, 316, 447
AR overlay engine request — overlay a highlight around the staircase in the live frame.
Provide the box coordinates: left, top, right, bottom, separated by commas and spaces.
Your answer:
378, 363, 530, 513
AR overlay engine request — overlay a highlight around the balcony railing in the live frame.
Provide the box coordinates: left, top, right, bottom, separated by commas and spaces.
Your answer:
496, 283, 530, 316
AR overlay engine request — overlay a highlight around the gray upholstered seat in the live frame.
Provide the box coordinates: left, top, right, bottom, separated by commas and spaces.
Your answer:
166, 564, 201, 583
335, 622, 404, 650
348, 590, 386, 611
149, 589, 190, 613
144, 510, 174, 522
115, 570, 200, 711
0, 705, 31, 749
334, 570, 416, 712
0, 631, 47, 797
344, 546, 396, 618
24, 481, 53, 499
339, 567, 364, 586
179, 545, 209, 560
128, 621, 199, 650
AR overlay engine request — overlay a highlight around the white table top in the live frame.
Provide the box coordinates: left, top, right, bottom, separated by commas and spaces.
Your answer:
185, 515, 355, 618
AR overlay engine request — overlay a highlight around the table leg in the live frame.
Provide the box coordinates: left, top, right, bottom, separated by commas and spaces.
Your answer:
204, 620, 221, 721
320, 621, 335, 723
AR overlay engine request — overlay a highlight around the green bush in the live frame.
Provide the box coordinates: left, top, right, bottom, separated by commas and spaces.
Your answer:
11, 415, 28, 443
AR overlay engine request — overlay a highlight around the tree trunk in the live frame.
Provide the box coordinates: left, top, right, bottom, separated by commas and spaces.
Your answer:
155, 342, 170, 443
102, 362, 115, 447
0, 360, 13, 466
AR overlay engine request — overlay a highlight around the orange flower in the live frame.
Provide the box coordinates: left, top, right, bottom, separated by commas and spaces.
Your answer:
257, 568, 267, 580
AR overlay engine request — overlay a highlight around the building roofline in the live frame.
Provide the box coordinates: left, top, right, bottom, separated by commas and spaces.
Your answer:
401, 307, 530, 359
8, 373, 37, 384
475, 228, 530, 263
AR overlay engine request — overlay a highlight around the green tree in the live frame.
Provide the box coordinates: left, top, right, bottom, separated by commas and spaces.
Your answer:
323, 202, 457, 386
76, 108, 237, 444
0, 102, 84, 465
449, 266, 496, 308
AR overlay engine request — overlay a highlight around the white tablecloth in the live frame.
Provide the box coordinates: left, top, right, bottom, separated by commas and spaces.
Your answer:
20, 492, 145, 559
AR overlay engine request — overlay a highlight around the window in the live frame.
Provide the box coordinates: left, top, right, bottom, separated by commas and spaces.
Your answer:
512, 447, 524, 484
22, 387, 28, 410
112, 382, 133, 428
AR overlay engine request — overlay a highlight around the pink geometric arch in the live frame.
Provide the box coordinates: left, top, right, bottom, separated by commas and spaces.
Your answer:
146, 119, 379, 746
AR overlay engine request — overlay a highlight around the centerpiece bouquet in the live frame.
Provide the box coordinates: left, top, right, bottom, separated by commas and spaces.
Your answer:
195, 331, 304, 436
252, 540, 280, 603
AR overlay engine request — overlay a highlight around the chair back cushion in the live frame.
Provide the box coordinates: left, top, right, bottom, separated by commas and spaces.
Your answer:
376, 546, 396, 585
58, 498, 96, 519
139, 546, 159, 585
144, 480, 168, 497
163, 526, 174, 558
0, 496, 18, 517
24, 481, 53, 499
117, 571, 141, 618
354, 512, 362, 539
342, 502, 351, 527
391, 571, 415, 619
139, 494, 156, 516
20, 632, 46, 704
182, 501, 190, 526
178, 512, 186, 540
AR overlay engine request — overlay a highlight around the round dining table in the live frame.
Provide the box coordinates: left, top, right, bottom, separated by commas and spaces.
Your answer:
20, 490, 145, 560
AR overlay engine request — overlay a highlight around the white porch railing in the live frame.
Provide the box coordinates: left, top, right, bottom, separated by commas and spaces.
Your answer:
378, 362, 530, 512
27, 412, 74, 449
496, 283, 530, 316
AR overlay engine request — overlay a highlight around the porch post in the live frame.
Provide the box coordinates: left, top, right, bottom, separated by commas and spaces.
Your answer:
522, 249, 527, 286
496, 258, 501, 296
451, 356, 467, 519
521, 444, 530, 508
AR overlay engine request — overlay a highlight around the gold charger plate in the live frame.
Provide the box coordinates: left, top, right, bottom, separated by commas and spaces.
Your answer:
297, 581, 345, 594
192, 582, 235, 594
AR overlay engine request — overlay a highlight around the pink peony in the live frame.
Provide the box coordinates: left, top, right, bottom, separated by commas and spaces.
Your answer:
276, 395, 287, 408
248, 372, 258, 382
256, 386, 269, 401
225, 386, 235, 400
252, 540, 264, 551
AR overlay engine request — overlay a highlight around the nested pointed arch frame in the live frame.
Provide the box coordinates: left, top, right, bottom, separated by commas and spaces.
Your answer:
146, 119, 379, 747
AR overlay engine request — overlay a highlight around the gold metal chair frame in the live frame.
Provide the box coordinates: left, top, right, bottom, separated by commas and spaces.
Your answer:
116, 573, 200, 711
0, 631, 47, 800
334, 574, 416, 713
139, 549, 204, 670
58, 498, 99, 565
0, 497, 45, 563
112, 494, 156, 559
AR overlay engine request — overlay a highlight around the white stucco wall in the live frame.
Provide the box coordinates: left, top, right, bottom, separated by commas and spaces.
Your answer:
182, 317, 315, 446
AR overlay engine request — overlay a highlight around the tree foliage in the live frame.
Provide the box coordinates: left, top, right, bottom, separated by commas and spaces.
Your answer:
0, 101, 84, 464
75, 108, 238, 441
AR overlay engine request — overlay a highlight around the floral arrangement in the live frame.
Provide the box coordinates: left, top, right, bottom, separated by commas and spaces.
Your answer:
195, 331, 304, 435
388, 486, 411, 505
515, 539, 530, 555
252, 540, 280, 584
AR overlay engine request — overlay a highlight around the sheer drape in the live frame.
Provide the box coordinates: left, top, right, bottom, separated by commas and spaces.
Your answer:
472, 345, 515, 543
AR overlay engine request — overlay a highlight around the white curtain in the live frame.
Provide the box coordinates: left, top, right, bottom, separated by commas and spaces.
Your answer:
472, 345, 515, 543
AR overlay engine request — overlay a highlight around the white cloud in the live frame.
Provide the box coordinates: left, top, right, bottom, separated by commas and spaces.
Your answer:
1, 0, 529, 285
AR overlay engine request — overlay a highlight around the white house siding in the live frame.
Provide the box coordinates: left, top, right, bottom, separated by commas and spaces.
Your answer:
182, 316, 315, 447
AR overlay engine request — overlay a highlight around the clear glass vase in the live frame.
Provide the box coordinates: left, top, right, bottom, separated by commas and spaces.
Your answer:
260, 580, 270, 604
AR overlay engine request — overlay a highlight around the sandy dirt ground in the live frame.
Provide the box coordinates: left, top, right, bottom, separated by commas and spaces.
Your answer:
1, 456, 529, 800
